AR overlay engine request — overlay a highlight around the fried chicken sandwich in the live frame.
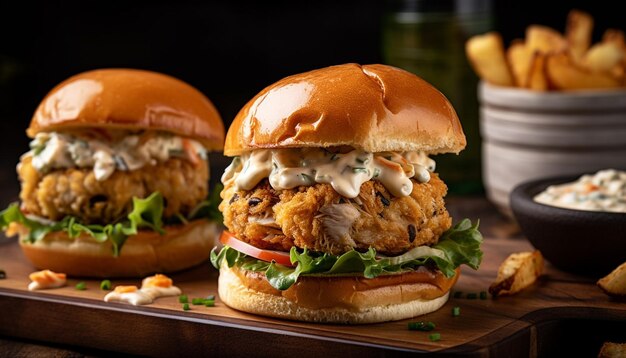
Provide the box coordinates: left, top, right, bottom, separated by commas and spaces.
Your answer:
211, 63, 483, 323
1, 69, 225, 277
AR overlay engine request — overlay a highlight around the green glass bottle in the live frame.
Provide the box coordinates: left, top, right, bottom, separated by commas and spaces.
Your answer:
383, 0, 493, 195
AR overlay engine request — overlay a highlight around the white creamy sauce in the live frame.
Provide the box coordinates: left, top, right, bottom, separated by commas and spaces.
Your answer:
28, 281, 65, 291
221, 148, 436, 198
27, 270, 67, 291
104, 275, 182, 306
140, 286, 182, 300
26, 131, 207, 181
534, 169, 626, 213
140, 275, 182, 299
104, 288, 154, 306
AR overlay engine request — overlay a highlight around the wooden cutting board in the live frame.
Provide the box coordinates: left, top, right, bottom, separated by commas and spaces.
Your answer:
1, 228, 625, 357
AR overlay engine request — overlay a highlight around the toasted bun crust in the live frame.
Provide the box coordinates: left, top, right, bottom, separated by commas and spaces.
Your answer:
28, 69, 225, 150
224, 63, 465, 156
218, 262, 459, 324
16, 220, 220, 278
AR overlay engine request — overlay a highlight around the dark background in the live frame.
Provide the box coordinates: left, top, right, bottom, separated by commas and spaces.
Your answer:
1, 0, 624, 199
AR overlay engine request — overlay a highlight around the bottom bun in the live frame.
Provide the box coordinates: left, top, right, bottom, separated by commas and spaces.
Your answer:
16, 219, 220, 278
219, 261, 459, 324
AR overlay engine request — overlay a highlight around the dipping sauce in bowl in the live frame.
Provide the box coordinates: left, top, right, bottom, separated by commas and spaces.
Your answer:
510, 172, 626, 275
534, 169, 626, 213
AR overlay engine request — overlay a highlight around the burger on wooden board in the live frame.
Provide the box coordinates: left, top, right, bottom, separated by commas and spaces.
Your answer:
0, 69, 225, 277
211, 63, 484, 324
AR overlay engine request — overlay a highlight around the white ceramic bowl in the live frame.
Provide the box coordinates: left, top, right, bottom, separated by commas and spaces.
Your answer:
478, 82, 626, 215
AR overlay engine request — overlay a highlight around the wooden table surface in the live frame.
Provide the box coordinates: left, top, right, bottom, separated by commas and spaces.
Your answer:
0, 196, 625, 358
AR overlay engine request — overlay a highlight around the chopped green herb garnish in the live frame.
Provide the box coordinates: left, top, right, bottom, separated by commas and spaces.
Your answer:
168, 149, 185, 157
179, 295, 188, 304
30, 141, 46, 156
0, 269, 6, 279
480, 291, 488, 300
467, 293, 478, 299
300, 173, 314, 184
75, 282, 87, 291
352, 167, 368, 174
182, 303, 190, 311
452, 306, 461, 317
100, 280, 111, 290
453, 291, 463, 299
429, 333, 441, 342
408, 321, 436, 331
190, 297, 216, 306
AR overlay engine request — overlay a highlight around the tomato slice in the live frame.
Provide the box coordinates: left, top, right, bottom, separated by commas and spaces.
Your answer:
219, 231, 294, 267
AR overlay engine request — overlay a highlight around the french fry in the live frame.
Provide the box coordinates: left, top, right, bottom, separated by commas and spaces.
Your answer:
601, 29, 626, 83
582, 42, 625, 73
526, 25, 568, 54
466, 32, 514, 86
565, 9, 594, 63
527, 52, 548, 91
612, 66, 626, 85
507, 41, 533, 87
597, 261, 626, 297
598, 342, 626, 358
489, 251, 544, 297
546, 52, 621, 90
602, 28, 626, 49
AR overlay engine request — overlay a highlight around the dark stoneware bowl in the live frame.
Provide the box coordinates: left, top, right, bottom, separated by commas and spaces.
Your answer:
510, 175, 626, 276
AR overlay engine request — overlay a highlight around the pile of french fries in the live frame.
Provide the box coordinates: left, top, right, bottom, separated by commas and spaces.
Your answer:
466, 9, 626, 91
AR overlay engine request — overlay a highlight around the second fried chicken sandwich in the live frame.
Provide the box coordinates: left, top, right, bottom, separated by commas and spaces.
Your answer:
211, 63, 483, 323
1, 69, 225, 277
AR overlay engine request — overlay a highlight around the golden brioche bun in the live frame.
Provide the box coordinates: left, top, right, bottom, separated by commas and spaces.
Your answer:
15, 220, 220, 278
218, 262, 459, 324
28, 69, 225, 151
224, 63, 465, 156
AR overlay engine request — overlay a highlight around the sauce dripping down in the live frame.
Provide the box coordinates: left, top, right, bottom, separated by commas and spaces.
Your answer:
26, 131, 207, 181
222, 148, 436, 198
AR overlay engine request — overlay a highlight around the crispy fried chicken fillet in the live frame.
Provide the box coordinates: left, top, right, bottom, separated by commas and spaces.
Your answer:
18, 155, 208, 224
220, 173, 451, 256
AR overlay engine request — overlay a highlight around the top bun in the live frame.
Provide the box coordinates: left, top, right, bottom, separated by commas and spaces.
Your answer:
29, 69, 225, 150
224, 63, 465, 156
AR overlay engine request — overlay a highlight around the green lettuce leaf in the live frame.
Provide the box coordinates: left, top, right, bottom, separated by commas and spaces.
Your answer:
189, 182, 224, 223
1, 193, 167, 256
431, 219, 484, 277
2, 184, 224, 257
0, 204, 65, 242
211, 219, 484, 291
127, 192, 165, 235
